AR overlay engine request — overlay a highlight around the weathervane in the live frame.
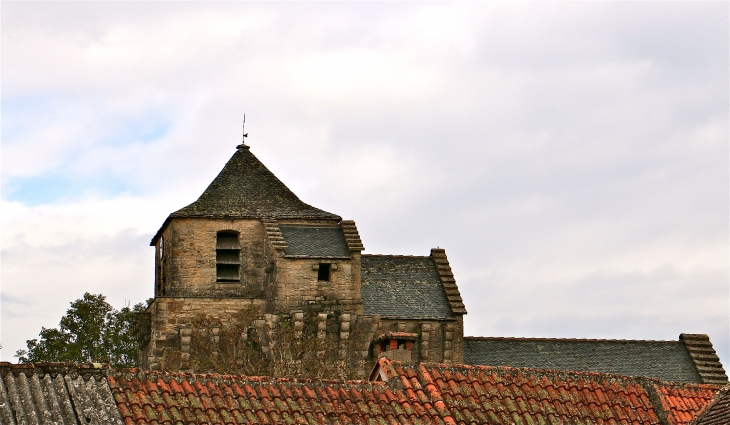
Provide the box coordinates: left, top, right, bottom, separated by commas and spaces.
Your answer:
238, 114, 250, 149
242, 114, 248, 141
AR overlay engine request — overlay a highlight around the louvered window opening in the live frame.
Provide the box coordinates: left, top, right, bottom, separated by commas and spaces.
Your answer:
217, 231, 240, 282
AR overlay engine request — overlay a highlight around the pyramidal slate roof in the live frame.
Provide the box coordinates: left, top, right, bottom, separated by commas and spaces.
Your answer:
152, 145, 340, 244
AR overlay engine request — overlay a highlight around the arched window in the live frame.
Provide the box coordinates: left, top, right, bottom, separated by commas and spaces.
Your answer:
216, 231, 240, 282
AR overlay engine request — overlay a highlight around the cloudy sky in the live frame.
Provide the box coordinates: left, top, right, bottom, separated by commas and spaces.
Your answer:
2, 2, 728, 366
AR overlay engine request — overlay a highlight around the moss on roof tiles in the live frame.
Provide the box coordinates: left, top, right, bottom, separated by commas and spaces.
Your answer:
171, 146, 340, 220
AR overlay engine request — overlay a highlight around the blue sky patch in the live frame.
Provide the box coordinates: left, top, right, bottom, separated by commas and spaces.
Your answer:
103, 119, 171, 147
3, 172, 131, 206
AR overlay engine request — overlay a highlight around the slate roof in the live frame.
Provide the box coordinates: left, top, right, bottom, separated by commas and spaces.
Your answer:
372, 358, 723, 425
463, 336, 725, 384
151, 146, 339, 245
0, 362, 124, 425
690, 385, 730, 425
360, 254, 454, 319
279, 225, 351, 258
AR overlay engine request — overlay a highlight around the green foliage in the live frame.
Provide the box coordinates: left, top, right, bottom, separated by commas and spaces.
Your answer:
15, 293, 146, 367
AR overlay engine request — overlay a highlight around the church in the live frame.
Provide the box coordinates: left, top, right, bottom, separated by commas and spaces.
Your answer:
136, 141, 727, 385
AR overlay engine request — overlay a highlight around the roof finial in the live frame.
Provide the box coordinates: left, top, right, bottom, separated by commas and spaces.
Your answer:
237, 114, 250, 150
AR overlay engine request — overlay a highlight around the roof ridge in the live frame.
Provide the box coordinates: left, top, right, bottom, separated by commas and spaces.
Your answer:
392, 361, 724, 389
0, 361, 108, 378
111, 368, 379, 387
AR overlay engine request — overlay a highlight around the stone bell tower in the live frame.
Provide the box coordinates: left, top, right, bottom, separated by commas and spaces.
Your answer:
137, 143, 366, 369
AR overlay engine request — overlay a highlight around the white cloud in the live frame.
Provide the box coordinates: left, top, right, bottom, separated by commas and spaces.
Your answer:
1, 2, 727, 366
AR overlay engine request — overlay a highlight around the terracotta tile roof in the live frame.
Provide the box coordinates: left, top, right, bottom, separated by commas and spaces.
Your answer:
654, 382, 721, 425
151, 146, 340, 245
108, 369, 452, 425
6, 360, 722, 425
690, 385, 730, 425
373, 358, 723, 425
0, 362, 124, 425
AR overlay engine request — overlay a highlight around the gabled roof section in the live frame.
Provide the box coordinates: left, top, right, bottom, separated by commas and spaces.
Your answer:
0, 362, 124, 425
360, 254, 455, 319
463, 336, 725, 384
151, 146, 340, 244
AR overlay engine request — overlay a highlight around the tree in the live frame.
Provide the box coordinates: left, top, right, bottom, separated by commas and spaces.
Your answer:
15, 293, 146, 367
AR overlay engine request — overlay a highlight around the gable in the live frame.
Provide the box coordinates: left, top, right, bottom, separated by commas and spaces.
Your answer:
464, 336, 706, 384
360, 254, 454, 319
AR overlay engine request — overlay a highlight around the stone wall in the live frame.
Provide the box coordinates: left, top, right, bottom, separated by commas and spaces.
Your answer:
139, 297, 267, 370
365, 316, 464, 364
139, 298, 463, 370
156, 218, 272, 298
144, 216, 462, 372
272, 256, 363, 314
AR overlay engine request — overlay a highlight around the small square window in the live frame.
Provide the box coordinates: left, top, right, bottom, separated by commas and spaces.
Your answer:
318, 263, 331, 281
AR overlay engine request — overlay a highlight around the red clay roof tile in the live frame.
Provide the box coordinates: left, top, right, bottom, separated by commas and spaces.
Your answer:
106, 360, 723, 425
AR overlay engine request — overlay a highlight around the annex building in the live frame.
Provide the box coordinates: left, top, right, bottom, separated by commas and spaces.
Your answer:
136, 141, 727, 386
